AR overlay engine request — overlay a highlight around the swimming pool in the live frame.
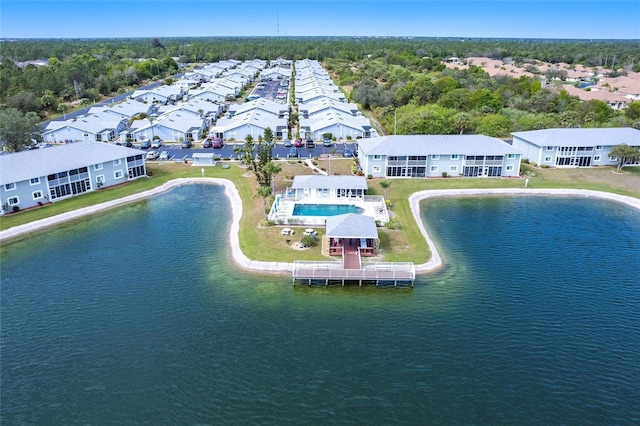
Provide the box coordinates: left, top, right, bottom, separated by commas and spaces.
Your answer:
292, 203, 364, 216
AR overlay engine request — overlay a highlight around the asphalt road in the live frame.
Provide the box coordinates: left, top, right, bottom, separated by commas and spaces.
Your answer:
40, 72, 185, 128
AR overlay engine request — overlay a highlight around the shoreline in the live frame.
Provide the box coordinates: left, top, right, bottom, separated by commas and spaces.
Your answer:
1, 181, 639, 276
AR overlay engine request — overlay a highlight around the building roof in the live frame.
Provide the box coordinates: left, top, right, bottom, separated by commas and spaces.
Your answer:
511, 127, 640, 148
326, 214, 378, 239
0, 142, 144, 185
357, 135, 520, 156
291, 175, 368, 190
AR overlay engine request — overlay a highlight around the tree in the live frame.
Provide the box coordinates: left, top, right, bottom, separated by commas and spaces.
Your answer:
256, 185, 272, 220
609, 144, 640, 172
452, 112, 472, 134
379, 180, 391, 198
476, 114, 511, 137
0, 108, 42, 152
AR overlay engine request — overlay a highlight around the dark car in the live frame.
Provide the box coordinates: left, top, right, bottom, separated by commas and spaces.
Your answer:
294, 138, 303, 147
181, 139, 193, 149
343, 147, 352, 157
288, 147, 298, 158
283, 139, 292, 147
123, 140, 133, 148
212, 138, 224, 149
202, 139, 212, 148
306, 139, 315, 148
323, 138, 332, 147
140, 139, 151, 149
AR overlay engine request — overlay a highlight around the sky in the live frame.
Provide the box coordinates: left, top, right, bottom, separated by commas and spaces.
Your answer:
1, 0, 639, 40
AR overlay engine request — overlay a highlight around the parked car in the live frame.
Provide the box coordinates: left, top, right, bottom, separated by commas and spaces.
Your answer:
122, 140, 133, 147
146, 151, 159, 160
202, 139, 212, 148
151, 139, 162, 149
288, 147, 298, 158
140, 139, 151, 149
181, 139, 193, 149
323, 138, 332, 147
212, 138, 224, 149
306, 139, 315, 149
294, 138, 303, 147
283, 139, 292, 147
343, 147, 352, 157
159, 151, 170, 160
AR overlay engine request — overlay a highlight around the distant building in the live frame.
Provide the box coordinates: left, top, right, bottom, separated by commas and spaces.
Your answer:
512, 127, 640, 167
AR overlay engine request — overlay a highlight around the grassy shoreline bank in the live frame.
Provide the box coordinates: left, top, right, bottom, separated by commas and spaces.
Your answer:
1, 161, 638, 265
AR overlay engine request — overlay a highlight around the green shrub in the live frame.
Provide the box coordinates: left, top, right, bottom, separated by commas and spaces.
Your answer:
300, 234, 316, 247
385, 218, 401, 230
442, 171, 448, 177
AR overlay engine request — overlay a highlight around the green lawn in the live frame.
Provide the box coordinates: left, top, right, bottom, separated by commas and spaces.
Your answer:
2, 161, 638, 266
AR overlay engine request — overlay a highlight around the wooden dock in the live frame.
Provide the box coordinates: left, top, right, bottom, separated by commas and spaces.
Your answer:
292, 261, 415, 287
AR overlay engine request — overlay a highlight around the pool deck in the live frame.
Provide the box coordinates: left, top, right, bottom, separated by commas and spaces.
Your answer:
269, 194, 390, 225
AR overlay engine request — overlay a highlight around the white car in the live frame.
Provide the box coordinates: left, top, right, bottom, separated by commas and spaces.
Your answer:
151, 139, 162, 149
159, 151, 170, 161
145, 151, 159, 160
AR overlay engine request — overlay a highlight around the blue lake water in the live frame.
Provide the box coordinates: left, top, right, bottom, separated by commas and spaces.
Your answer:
1, 184, 639, 424
292, 203, 364, 217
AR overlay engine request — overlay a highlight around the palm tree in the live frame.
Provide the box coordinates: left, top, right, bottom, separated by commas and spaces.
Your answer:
256, 186, 272, 220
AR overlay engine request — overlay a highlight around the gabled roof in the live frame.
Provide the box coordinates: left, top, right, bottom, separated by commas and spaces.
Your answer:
357, 135, 520, 156
301, 98, 360, 117
301, 110, 372, 133
154, 112, 205, 132
511, 127, 640, 147
0, 142, 144, 185
326, 214, 378, 239
291, 175, 368, 190
229, 98, 287, 117
44, 113, 127, 135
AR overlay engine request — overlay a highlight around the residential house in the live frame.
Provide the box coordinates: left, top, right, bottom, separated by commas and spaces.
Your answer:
511, 127, 640, 167
125, 111, 207, 142
131, 85, 186, 104
300, 110, 376, 141
0, 142, 146, 214
357, 135, 522, 178
43, 113, 129, 144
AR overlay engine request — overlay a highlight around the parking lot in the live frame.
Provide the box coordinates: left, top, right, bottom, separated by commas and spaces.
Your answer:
251, 79, 288, 103
138, 141, 358, 162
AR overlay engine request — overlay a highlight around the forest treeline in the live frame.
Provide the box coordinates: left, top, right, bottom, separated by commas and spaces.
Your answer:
1, 37, 639, 136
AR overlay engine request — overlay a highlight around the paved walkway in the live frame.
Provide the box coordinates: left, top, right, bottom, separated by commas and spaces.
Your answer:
2, 182, 639, 277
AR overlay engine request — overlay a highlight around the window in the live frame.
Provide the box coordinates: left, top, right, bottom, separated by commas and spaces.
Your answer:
450, 165, 458, 172
506, 165, 514, 171
450, 154, 459, 160
431, 154, 440, 160
373, 166, 381, 172
114, 170, 124, 179
596, 145, 603, 151
373, 155, 382, 160
30, 177, 40, 185
32, 190, 43, 200
546, 146, 554, 151
113, 159, 122, 166
507, 154, 516, 159
96, 175, 105, 184
8, 196, 19, 205
544, 156, 552, 162
594, 155, 601, 161
94, 163, 103, 171
4, 183, 16, 191
430, 165, 439, 172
